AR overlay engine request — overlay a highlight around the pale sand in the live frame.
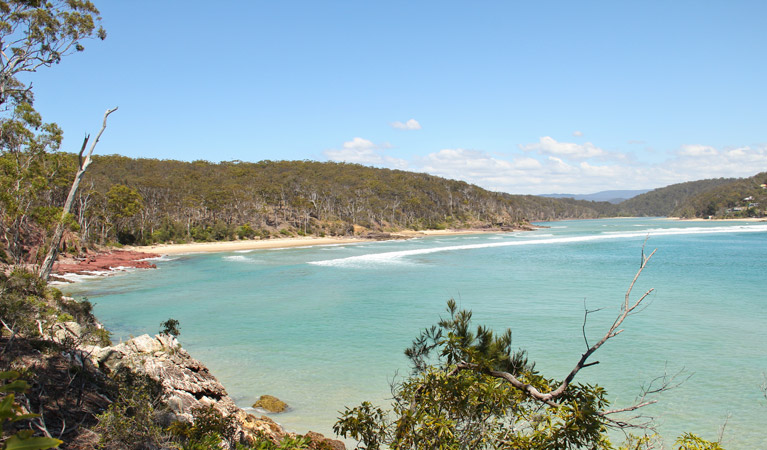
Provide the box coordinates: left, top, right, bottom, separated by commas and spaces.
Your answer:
127, 237, 368, 255
127, 229, 510, 255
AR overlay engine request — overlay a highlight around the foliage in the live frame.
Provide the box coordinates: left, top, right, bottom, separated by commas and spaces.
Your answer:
0, 269, 54, 339
52, 155, 619, 246
167, 405, 237, 449
160, 318, 180, 337
336, 300, 609, 449
675, 433, 726, 450
0, 0, 105, 264
1, 371, 62, 450
670, 171, 767, 219
93, 373, 167, 450
617, 177, 739, 217
335, 300, 725, 450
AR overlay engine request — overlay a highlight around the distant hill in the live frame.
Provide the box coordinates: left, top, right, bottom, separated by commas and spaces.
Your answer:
541, 189, 651, 204
670, 172, 767, 218
616, 178, 737, 217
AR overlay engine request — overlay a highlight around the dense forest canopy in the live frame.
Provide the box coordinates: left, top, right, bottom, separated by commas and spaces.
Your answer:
66, 155, 614, 246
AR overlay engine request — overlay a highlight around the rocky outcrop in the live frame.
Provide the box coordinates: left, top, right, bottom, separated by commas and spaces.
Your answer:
52, 249, 160, 279
80, 334, 343, 448
84, 334, 239, 423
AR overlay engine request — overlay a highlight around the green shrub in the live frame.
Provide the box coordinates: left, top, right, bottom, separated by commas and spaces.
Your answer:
94, 374, 168, 450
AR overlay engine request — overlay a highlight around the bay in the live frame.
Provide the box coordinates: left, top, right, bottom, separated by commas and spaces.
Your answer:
61, 218, 767, 449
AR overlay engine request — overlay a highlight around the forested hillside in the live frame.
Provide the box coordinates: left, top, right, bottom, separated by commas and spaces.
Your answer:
615, 178, 737, 216
69, 155, 611, 246
671, 172, 767, 218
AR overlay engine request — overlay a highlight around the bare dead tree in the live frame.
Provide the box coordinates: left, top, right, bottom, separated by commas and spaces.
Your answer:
458, 247, 659, 414
38, 107, 118, 280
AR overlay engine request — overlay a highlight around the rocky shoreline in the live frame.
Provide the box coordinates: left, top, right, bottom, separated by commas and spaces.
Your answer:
50, 249, 161, 282
59, 322, 344, 449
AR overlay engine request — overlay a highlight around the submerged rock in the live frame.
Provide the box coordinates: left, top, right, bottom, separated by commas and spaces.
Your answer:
253, 394, 288, 413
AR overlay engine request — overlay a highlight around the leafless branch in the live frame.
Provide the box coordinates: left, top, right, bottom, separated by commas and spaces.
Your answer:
581, 298, 605, 350
456, 248, 658, 414
38, 107, 118, 280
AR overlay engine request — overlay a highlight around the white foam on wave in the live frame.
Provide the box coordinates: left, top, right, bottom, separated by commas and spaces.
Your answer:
141, 254, 178, 262
51, 266, 137, 284
309, 224, 767, 268
223, 254, 265, 264
223, 255, 250, 262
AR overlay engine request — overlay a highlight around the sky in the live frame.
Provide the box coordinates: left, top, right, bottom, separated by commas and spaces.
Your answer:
24, 1, 767, 195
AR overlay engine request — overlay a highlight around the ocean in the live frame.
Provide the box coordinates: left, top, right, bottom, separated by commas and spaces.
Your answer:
61, 218, 767, 449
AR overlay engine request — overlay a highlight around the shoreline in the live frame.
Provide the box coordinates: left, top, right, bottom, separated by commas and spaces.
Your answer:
50, 228, 524, 281
126, 228, 519, 255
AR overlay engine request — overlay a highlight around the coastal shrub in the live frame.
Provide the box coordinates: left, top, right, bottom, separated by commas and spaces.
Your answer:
237, 223, 257, 239
160, 318, 181, 337
94, 372, 168, 450
168, 405, 237, 449
0, 270, 52, 339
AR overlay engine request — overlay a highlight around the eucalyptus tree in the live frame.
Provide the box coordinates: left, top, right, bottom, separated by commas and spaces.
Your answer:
0, 0, 105, 264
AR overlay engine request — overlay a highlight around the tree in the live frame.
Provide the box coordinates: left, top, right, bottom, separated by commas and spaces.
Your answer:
106, 183, 143, 243
0, 0, 105, 264
38, 107, 116, 280
0, 0, 106, 112
159, 318, 180, 337
335, 249, 725, 449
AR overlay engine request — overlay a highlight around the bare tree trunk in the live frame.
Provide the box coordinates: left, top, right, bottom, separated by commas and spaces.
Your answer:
38, 107, 118, 280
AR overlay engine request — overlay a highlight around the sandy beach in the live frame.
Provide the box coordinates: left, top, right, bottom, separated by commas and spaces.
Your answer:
126, 228, 517, 255
127, 236, 369, 255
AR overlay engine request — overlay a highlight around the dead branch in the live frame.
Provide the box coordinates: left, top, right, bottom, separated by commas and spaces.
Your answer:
38, 107, 118, 280
457, 248, 658, 409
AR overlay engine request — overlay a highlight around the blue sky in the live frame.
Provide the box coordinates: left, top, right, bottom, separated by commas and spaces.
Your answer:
26, 1, 767, 194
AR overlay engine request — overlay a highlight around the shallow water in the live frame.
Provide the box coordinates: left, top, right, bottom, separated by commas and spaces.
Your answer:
62, 218, 767, 448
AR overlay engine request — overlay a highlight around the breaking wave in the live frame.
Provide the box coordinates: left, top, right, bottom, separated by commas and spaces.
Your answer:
309, 224, 767, 268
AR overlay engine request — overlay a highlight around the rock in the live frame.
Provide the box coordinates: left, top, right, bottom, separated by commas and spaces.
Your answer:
52, 321, 83, 343
79, 333, 299, 446
238, 412, 286, 444
305, 431, 346, 450
253, 394, 288, 413
128, 334, 163, 353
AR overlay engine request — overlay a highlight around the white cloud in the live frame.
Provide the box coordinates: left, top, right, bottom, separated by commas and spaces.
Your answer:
573, 130, 583, 137
343, 137, 376, 150
324, 138, 407, 169
326, 135, 767, 195
391, 119, 422, 130
521, 136, 608, 159
678, 144, 717, 156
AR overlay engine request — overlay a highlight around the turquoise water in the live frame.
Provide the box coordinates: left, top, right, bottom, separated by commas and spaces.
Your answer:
61, 218, 767, 448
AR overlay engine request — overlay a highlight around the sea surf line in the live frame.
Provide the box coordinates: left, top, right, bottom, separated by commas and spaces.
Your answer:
309, 224, 767, 267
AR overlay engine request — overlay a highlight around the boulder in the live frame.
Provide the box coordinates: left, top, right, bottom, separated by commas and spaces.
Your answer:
305, 431, 346, 450
253, 394, 288, 413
